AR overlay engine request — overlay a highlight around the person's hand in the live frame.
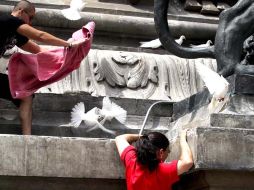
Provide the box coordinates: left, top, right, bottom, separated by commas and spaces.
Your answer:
68, 38, 88, 48
180, 129, 188, 140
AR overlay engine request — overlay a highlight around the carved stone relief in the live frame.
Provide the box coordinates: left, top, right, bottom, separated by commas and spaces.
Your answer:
37, 50, 216, 101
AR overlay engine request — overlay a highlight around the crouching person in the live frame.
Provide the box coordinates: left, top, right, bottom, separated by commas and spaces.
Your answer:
115, 130, 193, 190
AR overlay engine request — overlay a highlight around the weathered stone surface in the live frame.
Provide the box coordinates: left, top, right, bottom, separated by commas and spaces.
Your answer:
200, 1, 220, 15
210, 113, 254, 129
184, 0, 202, 11
0, 49, 216, 101
230, 74, 254, 95
170, 127, 254, 171
0, 135, 124, 179
0, 126, 253, 181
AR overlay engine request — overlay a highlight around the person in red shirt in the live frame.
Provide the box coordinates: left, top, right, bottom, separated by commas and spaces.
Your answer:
115, 130, 193, 190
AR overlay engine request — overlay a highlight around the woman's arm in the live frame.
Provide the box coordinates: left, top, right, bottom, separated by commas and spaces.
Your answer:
115, 134, 139, 156
177, 129, 194, 175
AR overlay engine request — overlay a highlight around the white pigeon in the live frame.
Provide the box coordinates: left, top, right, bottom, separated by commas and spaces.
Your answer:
61, 0, 86, 20
100, 97, 127, 124
139, 35, 186, 49
70, 102, 115, 134
175, 35, 186, 45
86, 97, 127, 133
190, 40, 213, 48
195, 63, 229, 113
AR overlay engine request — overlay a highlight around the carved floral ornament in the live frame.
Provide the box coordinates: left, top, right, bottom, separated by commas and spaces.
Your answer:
93, 51, 159, 89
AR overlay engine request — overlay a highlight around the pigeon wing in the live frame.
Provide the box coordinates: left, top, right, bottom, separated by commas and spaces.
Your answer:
102, 97, 127, 124
71, 102, 86, 127
196, 63, 223, 95
87, 121, 116, 135
61, 8, 81, 20
70, 0, 86, 11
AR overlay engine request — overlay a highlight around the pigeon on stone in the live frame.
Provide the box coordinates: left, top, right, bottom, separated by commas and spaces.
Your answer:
195, 63, 229, 113
61, 0, 86, 20
70, 102, 116, 134
190, 40, 213, 48
175, 35, 186, 45
139, 35, 186, 49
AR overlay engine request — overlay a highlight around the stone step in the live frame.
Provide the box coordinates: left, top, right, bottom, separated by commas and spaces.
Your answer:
0, 111, 169, 137
210, 113, 254, 129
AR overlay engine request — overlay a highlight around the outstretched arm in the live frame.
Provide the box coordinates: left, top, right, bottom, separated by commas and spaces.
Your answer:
115, 134, 139, 156
17, 24, 85, 48
177, 129, 193, 175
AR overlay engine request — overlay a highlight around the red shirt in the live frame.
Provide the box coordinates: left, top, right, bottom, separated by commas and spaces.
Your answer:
121, 145, 179, 190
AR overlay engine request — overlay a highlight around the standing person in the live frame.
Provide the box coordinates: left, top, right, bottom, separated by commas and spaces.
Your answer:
115, 130, 193, 190
0, 0, 85, 135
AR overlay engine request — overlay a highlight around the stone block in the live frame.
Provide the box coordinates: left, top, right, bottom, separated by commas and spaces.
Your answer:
210, 113, 254, 129
230, 74, 254, 95
0, 135, 124, 179
169, 127, 254, 171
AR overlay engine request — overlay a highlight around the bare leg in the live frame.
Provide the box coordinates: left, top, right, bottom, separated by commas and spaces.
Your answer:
19, 96, 33, 135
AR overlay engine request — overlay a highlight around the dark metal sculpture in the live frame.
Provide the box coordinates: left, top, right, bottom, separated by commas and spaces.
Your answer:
241, 35, 254, 66
154, 0, 254, 77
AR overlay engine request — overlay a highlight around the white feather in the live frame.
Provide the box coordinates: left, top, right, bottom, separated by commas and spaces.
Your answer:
71, 102, 86, 127
196, 63, 230, 113
61, 0, 86, 20
86, 120, 116, 135
190, 40, 213, 48
101, 97, 127, 124
139, 35, 185, 49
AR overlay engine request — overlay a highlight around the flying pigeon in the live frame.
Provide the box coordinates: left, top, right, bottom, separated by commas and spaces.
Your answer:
195, 63, 229, 113
139, 35, 186, 49
70, 102, 116, 134
190, 40, 213, 48
86, 97, 127, 133
61, 0, 86, 20
100, 97, 127, 124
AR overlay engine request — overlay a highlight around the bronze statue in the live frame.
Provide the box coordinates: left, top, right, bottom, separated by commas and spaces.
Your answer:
154, 0, 254, 77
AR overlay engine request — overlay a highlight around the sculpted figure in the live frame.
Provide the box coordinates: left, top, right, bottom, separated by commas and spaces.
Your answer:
154, 0, 254, 77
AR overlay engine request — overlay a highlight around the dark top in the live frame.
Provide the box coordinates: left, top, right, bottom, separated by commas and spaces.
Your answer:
0, 15, 28, 58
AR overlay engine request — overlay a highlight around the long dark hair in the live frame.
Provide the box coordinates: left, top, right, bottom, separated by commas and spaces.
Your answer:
135, 132, 169, 171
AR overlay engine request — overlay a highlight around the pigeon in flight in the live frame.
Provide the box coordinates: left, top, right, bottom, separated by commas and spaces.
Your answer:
70, 102, 116, 134
140, 35, 186, 49
100, 97, 127, 125
86, 97, 127, 133
61, 0, 86, 20
195, 63, 229, 113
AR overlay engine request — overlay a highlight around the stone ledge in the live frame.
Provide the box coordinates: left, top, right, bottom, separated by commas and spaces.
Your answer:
0, 135, 124, 179
170, 127, 254, 171
1, 127, 254, 180
210, 113, 254, 129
